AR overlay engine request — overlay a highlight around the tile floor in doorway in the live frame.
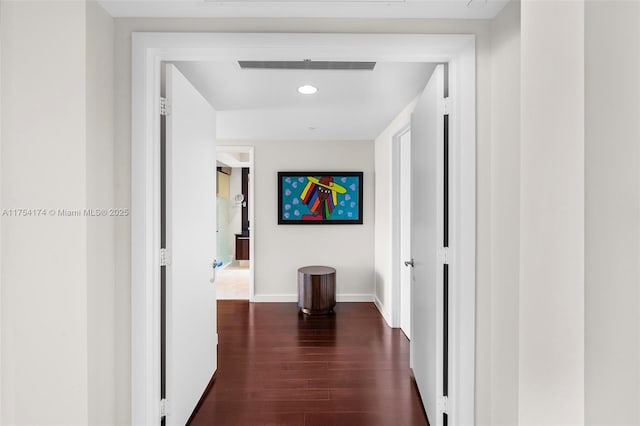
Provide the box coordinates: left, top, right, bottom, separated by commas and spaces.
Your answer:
216, 263, 250, 299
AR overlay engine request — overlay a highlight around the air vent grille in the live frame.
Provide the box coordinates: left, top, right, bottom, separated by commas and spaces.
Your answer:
238, 61, 376, 71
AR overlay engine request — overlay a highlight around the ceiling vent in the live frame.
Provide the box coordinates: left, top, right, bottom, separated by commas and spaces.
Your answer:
238, 60, 376, 71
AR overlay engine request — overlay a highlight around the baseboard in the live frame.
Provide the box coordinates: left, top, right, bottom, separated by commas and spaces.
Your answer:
253, 294, 298, 303
374, 295, 393, 327
253, 293, 375, 303
185, 371, 217, 425
337, 294, 374, 302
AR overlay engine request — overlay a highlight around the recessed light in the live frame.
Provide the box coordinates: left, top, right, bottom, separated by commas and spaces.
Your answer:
298, 85, 318, 95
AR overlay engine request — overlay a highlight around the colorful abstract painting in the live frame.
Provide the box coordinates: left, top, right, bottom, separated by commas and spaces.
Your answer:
278, 172, 363, 224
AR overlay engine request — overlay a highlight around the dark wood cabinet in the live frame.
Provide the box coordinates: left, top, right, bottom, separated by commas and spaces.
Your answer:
235, 234, 249, 260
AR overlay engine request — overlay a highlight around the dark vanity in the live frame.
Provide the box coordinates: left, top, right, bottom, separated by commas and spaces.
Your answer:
235, 233, 249, 260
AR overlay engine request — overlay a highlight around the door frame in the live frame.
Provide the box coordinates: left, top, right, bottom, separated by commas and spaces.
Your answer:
131, 32, 476, 426
391, 123, 412, 337
215, 145, 256, 302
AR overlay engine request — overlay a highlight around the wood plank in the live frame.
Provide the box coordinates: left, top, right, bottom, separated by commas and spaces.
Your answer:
188, 300, 429, 425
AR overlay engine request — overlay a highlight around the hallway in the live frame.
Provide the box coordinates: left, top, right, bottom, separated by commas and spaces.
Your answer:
190, 300, 429, 425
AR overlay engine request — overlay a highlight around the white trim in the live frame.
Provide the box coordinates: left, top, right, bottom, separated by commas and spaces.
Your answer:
253, 293, 375, 303
337, 294, 375, 303
131, 32, 476, 426
449, 38, 476, 426
100, 1, 510, 20
391, 123, 412, 330
131, 34, 162, 426
253, 294, 298, 303
248, 148, 255, 303
374, 295, 393, 327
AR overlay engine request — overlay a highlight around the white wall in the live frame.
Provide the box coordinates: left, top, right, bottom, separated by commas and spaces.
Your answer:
1, 2, 89, 423
1, 1, 116, 423
86, 1, 116, 424
520, 1, 585, 423
489, 2, 640, 423
485, 2, 640, 424
2, 5, 637, 425
585, 2, 640, 425
2, 5, 639, 425
219, 140, 375, 300
488, 1, 520, 425
114, 17, 494, 425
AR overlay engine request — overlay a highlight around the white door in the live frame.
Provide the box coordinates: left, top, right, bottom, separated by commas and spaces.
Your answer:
399, 130, 412, 339
165, 64, 218, 426
410, 64, 447, 426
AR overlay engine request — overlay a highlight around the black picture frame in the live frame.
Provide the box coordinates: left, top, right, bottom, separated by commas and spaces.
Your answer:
277, 171, 364, 225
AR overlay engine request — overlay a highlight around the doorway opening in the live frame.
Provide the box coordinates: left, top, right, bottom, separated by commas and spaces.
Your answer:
392, 125, 413, 340
215, 146, 255, 301
132, 32, 476, 426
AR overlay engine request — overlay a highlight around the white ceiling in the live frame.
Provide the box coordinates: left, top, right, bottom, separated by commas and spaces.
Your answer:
174, 61, 436, 141
98, 0, 508, 19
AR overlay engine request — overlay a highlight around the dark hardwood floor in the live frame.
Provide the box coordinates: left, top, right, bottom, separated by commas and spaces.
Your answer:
189, 300, 429, 426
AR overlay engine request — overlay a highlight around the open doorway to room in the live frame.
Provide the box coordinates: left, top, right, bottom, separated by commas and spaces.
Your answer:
214, 146, 254, 300
164, 57, 445, 425
132, 33, 476, 426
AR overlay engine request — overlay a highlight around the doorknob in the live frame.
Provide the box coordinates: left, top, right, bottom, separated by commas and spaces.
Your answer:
210, 260, 218, 284
404, 259, 414, 267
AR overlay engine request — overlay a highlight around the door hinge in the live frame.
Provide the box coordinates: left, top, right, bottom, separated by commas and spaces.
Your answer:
437, 395, 448, 413
160, 97, 171, 116
160, 398, 168, 417
160, 248, 171, 266
443, 97, 451, 115
438, 247, 449, 265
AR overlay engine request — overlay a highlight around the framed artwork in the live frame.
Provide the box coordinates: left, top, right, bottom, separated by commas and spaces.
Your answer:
278, 172, 364, 225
